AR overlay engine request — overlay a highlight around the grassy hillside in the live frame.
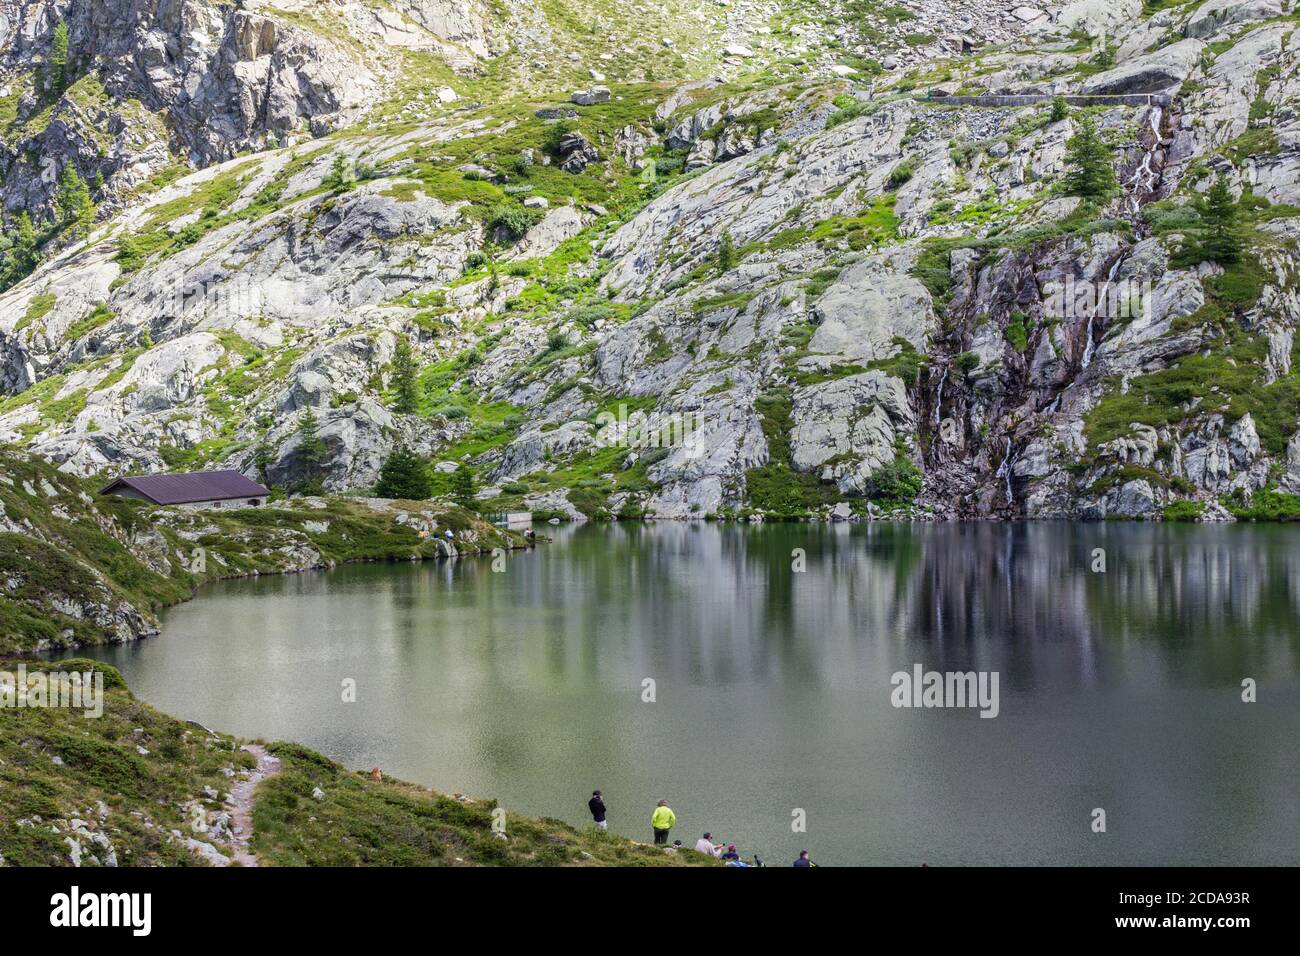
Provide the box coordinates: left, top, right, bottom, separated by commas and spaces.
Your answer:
0, 446, 524, 655
255, 742, 712, 867
0, 659, 255, 866
0, 660, 713, 867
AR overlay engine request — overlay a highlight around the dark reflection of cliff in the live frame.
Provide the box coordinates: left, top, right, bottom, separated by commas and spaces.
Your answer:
1084, 523, 1300, 679
844, 522, 1300, 689
432, 521, 1300, 693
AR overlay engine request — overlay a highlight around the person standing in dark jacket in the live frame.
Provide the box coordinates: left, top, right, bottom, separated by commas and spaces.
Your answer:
588, 790, 607, 831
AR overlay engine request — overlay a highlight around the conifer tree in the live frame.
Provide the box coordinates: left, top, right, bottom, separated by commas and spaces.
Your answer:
451, 464, 476, 507
1200, 175, 1243, 265
717, 231, 735, 274
391, 336, 420, 414
1, 213, 39, 288
375, 445, 431, 500
295, 407, 328, 493
48, 22, 69, 96
253, 441, 275, 485
56, 165, 94, 231
1063, 114, 1116, 199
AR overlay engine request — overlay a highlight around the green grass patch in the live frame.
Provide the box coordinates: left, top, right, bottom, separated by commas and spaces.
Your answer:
63, 302, 115, 342
16, 291, 56, 332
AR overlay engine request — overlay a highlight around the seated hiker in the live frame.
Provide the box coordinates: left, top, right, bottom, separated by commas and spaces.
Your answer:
694, 832, 723, 857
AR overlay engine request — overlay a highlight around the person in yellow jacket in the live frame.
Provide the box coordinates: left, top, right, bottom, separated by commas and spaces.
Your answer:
651, 799, 676, 845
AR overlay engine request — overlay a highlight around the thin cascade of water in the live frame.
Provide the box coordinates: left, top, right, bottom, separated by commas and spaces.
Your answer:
1081, 254, 1124, 370
932, 366, 948, 426
1125, 105, 1163, 214
996, 436, 1014, 504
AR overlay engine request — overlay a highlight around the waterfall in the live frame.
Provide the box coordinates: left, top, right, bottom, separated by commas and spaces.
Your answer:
1124, 106, 1163, 215
996, 437, 1014, 505
1079, 106, 1162, 372
1081, 254, 1124, 371
932, 366, 948, 426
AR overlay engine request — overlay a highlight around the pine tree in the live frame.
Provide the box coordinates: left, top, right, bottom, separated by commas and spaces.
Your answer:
1, 213, 39, 288
1200, 175, 1243, 265
391, 336, 420, 414
295, 407, 328, 493
56, 166, 93, 231
1063, 114, 1116, 199
253, 441, 275, 484
374, 445, 431, 500
48, 22, 69, 96
717, 231, 735, 274
325, 154, 355, 192
451, 464, 476, 507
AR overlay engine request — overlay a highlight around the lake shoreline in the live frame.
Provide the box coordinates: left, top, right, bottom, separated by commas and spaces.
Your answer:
0, 456, 533, 659
23, 536, 536, 661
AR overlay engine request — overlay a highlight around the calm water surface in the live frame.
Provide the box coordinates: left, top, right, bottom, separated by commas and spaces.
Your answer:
66, 522, 1300, 866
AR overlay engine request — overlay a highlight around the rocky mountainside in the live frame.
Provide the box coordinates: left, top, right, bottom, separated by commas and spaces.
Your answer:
0, 0, 1297, 521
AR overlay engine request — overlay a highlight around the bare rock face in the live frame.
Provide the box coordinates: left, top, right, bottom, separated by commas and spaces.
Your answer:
0, 76, 173, 218
393, 0, 494, 58
0, 0, 385, 214
803, 253, 933, 369
1057, 0, 1144, 37
570, 86, 610, 106
790, 371, 914, 496
557, 131, 600, 173
1183, 0, 1284, 40
1080, 38, 1205, 95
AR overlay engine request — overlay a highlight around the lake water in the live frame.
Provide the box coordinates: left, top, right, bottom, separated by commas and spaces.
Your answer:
65, 522, 1299, 866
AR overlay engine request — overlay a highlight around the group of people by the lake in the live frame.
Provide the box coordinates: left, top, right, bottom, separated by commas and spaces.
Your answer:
587, 791, 817, 867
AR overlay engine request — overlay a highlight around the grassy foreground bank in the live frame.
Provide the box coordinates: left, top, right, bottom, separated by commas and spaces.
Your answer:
0, 659, 711, 867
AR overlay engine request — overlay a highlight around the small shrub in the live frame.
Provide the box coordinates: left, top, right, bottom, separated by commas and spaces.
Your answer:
864, 453, 922, 503
888, 158, 917, 189
486, 204, 544, 242
1161, 500, 1205, 522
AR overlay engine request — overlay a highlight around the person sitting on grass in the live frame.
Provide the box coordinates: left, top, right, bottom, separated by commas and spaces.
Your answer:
694, 832, 723, 857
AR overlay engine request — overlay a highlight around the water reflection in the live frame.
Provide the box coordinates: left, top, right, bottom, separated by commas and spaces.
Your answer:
65, 521, 1299, 865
